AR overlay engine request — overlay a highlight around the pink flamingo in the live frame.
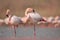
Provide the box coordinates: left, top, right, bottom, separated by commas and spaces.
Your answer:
54, 16, 60, 27
25, 8, 46, 39
5, 9, 23, 37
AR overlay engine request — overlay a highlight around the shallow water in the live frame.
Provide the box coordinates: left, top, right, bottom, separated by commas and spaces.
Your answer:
0, 25, 60, 40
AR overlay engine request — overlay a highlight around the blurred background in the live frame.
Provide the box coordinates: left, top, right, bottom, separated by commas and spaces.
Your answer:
0, 0, 60, 19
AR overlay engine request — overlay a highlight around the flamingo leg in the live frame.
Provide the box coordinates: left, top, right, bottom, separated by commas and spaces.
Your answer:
14, 25, 18, 37
12, 25, 17, 37
34, 24, 36, 40
14, 25, 16, 37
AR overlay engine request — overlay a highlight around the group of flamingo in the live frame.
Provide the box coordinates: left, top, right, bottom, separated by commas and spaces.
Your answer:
42, 16, 60, 27
0, 8, 60, 38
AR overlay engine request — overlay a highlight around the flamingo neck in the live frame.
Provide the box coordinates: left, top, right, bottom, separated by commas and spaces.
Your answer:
8, 14, 13, 21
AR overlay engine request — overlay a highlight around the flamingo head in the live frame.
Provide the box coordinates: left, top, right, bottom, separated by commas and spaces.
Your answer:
25, 8, 33, 12
25, 8, 35, 16
40, 18, 47, 22
40, 17, 47, 22
6, 9, 11, 17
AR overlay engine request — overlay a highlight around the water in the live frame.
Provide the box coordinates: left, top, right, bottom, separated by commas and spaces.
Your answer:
0, 25, 60, 40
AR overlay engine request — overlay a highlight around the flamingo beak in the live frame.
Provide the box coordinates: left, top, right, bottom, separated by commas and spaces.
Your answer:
6, 14, 9, 17
42, 19, 47, 22
40, 18, 47, 22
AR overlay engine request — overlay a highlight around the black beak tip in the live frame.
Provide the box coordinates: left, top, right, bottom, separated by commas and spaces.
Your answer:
6, 14, 9, 17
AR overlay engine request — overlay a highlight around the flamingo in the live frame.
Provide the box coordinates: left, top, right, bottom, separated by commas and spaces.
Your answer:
54, 16, 60, 27
47, 16, 55, 27
25, 8, 46, 39
47, 16, 54, 23
5, 9, 23, 37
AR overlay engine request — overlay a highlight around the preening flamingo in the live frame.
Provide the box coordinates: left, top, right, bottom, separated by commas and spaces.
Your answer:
25, 8, 46, 40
